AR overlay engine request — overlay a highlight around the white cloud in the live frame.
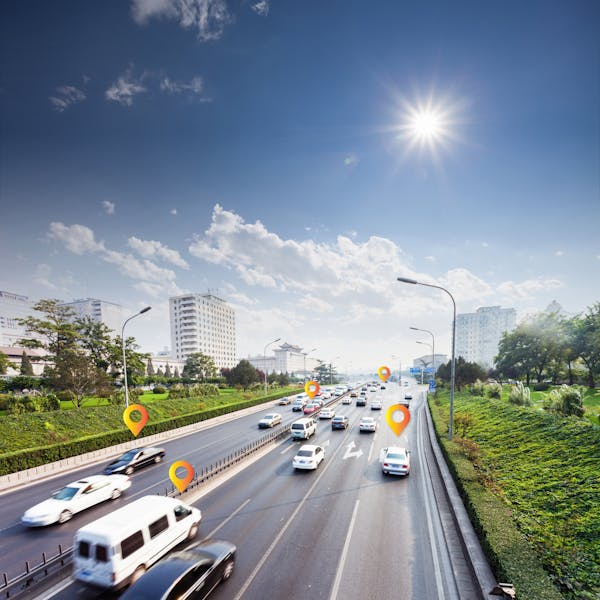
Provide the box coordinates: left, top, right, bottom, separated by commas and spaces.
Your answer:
298, 295, 334, 313
49, 85, 86, 112
555, 250, 564, 256
48, 222, 105, 254
424, 255, 436, 262
105, 70, 147, 106
170, 208, 178, 215
102, 200, 116, 215
344, 153, 359, 167
497, 278, 563, 300
251, 1, 269, 17
481, 242, 489, 248
127, 236, 189, 269
131, 0, 232, 41
160, 76, 209, 100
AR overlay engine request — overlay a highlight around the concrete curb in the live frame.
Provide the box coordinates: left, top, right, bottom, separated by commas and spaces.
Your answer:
424, 394, 499, 600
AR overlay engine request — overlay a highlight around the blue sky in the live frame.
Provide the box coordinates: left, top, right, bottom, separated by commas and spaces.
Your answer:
1, 0, 599, 371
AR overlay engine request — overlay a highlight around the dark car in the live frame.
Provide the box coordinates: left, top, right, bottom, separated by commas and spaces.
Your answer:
120, 539, 236, 600
356, 396, 367, 407
331, 415, 349, 430
103, 447, 166, 475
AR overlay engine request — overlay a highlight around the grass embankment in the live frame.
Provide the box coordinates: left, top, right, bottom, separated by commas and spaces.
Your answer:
429, 390, 599, 600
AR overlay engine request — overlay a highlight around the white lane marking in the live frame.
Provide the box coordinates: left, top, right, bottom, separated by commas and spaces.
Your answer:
342, 441, 363, 460
206, 498, 251, 538
280, 445, 293, 454
328, 499, 360, 600
33, 576, 74, 599
367, 440, 374, 462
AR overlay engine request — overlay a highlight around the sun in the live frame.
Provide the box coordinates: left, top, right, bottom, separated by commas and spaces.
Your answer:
409, 109, 443, 141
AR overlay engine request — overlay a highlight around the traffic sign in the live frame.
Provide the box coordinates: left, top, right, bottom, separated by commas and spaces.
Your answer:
429, 379, 436, 391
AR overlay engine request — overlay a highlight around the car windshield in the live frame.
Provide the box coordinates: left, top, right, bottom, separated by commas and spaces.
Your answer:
264, 415, 275, 419
52, 486, 79, 500
118, 450, 138, 461
297, 450, 313, 457
387, 452, 405, 460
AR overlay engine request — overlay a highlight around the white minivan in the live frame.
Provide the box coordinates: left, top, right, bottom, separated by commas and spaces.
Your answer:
290, 417, 317, 440
73, 495, 201, 590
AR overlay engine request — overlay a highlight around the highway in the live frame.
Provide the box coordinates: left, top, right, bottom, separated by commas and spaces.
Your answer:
1, 385, 482, 599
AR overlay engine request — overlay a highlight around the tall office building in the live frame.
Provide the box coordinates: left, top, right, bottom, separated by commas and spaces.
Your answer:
169, 293, 236, 369
456, 306, 516, 368
60, 298, 123, 333
0, 290, 35, 346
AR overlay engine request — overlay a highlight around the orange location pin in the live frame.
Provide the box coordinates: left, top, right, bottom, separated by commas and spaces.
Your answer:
305, 380, 320, 400
169, 460, 195, 494
123, 404, 149, 437
385, 404, 411, 436
378, 365, 391, 382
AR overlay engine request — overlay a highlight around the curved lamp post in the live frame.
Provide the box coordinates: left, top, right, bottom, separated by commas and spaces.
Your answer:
398, 277, 456, 439
410, 326, 436, 374
416, 340, 433, 384
122, 306, 152, 408
263, 337, 281, 395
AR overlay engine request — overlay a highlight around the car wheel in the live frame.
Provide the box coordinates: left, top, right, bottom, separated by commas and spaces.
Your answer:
154, 455, 162, 464
125, 466, 134, 475
111, 488, 122, 500
222, 560, 234, 581
188, 522, 199, 540
130, 565, 146, 586
58, 510, 72, 524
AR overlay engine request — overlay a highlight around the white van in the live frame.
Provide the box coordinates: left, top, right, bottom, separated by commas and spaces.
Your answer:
291, 417, 317, 440
73, 495, 201, 590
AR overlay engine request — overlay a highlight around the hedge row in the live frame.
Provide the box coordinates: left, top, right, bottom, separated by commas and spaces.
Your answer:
0, 388, 300, 476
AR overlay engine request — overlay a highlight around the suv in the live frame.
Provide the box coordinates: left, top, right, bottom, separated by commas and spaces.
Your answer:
356, 392, 367, 407
290, 417, 317, 440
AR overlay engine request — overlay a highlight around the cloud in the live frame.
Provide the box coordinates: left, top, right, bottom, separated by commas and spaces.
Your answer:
48, 222, 105, 254
131, 0, 232, 41
127, 236, 189, 269
554, 250, 564, 256
251, 1, 269, 16
160, 76, 209, 100
497, 278, 563, 300
170, 208, 178, 216
105, 70, 147, 106
344, 153, 359, 167
102, 200, 116, 215
424, 255, 436, 262
481, 242, 489, 248
49, 85, 86, 112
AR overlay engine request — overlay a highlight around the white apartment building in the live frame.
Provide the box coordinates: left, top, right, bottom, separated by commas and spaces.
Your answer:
0, 290, 35, 346
456, 306, 516, 368
412, 353, 448, 372
247, 342, 319, 377
169, 293, 236, 369
60, 298, 122, 333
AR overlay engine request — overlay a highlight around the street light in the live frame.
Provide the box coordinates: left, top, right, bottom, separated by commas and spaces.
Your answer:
303, 347, 317, 381
416, 340, 433, 384
263, 337, 281, 395
410, 326, 436, 374
122, 306, 152, 408
398, 276, 456, 439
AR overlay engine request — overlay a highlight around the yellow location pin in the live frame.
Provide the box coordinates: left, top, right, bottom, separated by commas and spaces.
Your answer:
385, 404, 411, 436
169, 460, 195, 494
378, 365, 391, 382
123, 404, 149, 437
305, 380, 320, 400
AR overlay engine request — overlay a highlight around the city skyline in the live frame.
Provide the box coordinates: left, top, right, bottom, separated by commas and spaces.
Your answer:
1, 1, 599, 371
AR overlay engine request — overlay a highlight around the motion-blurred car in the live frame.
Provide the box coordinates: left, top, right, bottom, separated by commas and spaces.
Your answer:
404, 394, 413, 401
359, 416, 377, 432
356, 393, 367, 407
381, 447, 411, 476
303, 403, 320, 415
342, 394, 352, 404
331, 415, 349, 430
104, 447, 166, 475
21, 475, 131, 526
258, 413, 282, 428
319, 407, 335, 419
371, 399, 383, 410
292, 445, 325, 470
278, 396, 292, 405
119, 539, 236, 600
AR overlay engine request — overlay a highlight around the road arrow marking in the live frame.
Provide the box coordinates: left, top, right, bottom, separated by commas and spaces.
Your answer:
342, 440, 363, 460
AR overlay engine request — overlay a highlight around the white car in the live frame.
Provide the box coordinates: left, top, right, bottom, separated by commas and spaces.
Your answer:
258, 413, 282, 428
381, 447, 411, 476
359, 416, 377, 432
342, 395, 352, 404
292, 445, 325, 470
371, 399, 383, 410
319, 407, 335, 419
21, 475, 131, 527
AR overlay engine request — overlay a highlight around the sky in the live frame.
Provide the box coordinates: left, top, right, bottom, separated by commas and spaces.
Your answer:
1, 0, 599, 373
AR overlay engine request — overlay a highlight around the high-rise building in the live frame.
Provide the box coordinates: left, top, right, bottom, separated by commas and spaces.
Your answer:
60, 298, 122, 333
0, 290, 35, 346
169, 293, 236, 369
456, 306, 517, 368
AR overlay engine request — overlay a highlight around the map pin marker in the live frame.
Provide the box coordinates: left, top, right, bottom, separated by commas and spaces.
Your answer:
123, 404, 149, 437
378, 365, 391, 382
169, 460, 195, 494
385, 404, 411, 436
305, 380, 320, 400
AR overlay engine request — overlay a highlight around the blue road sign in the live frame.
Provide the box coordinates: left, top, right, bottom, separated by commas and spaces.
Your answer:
429, 379, 436, 390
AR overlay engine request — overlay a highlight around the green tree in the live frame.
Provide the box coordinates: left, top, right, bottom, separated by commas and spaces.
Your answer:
436, 357, 486, 390
0, 351, 11, 374
173, 366, 180, 378
146, 357, 155, 376
572, 303, 600, 387
164, 363, 172, 378
20, 351, 34, 375
73, 317, 115, 371
182, 352, 217, 382
230, 360, 260, 389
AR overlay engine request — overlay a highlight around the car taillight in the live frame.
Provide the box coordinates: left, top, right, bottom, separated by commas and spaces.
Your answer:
383, 463, 389, 467
402, 465, 408, 469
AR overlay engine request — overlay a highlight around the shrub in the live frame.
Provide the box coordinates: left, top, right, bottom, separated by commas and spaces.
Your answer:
508, 381, 532, 406
544, 385, 584, 418
485, 381, 502, 399
533, 382, 550, 391
153, 385, 167, 394
0, 394, 11, 411
8, 396, 35, 414
470, 379, 485, 396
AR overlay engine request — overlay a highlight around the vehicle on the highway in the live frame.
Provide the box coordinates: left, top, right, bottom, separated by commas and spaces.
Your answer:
290, 417, 317, 439
258, 413, 282, 428
371, 399, 383, 410
21, 474, 131, 527
278, 396, 292, 405
342, 394, 352, 404
404, 394, 413, 401
350, 391, 358, 399
120, 539, 236, 600
103, 446, 166, 475
331, 415, 349, 430
292, 444, 324, 470
73, 496, 201, 591
334, 386, 345, 396
356, 393, 367, 407
319, 407, 335, 419
303, 402, 320, 415
381, 446, 411, 476
359, 416, 377, 432
292, 398, 306, 411
380, 384, 386, 390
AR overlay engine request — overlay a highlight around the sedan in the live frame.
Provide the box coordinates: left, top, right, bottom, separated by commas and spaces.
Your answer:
371, 399, 383, 410
404, 394, 413, 401
21, 475, 131, 526
359, 417, 377, 433
278, 396, 292, 405
319, 407, 335, 419
303, 403, 320, 415
381, 446, 411, 476
331, 415, 349, 430
342, 395, 352, 404
292, 445, 325, 470
103, 446, 166, 475
120, 539, 236, 600
258, 413, 282, 428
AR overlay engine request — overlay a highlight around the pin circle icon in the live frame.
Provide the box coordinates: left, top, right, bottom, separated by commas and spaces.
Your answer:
385, 404, 410, 436
169, 460, 195, 494
305, 380, 320, 400
378, 366, 391, 382
123, 404, 149, 437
